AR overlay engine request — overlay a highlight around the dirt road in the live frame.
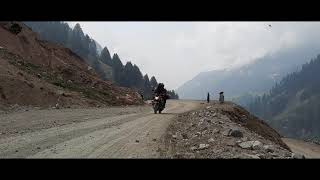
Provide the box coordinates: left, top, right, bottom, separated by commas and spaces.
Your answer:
282, 138, 320, 158
0, 100, 200, 158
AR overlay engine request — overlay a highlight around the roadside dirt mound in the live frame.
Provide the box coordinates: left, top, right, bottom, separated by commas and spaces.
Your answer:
213, 102, 290, 150
0, 22, 143, 110
160, 101, 302, 159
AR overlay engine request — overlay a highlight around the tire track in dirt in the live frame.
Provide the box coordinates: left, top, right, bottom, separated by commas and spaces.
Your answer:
31, 100, 198, 158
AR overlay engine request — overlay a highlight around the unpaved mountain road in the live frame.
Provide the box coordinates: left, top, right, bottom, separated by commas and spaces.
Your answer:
0, 100, 200, 158
282, 138, 320, 158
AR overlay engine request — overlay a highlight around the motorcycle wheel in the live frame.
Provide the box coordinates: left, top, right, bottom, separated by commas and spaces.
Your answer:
159, 110, 162, 114
154, 104, 158, 114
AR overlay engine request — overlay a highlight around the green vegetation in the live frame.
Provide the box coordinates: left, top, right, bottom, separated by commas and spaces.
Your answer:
247, 54, 320, 140
24, 22, 179, 100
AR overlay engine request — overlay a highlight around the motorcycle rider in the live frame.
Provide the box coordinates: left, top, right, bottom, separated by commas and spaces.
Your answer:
153, 83, 169, 108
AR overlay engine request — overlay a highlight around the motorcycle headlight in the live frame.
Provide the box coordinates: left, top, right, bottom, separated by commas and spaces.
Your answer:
155, 97, 159, 100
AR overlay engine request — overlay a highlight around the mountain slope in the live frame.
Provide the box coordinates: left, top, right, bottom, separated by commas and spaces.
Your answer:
0, 22, 143, 110
247, 54, 320, 140
177, 46, 320, 100
94, 40, 103, 55
23, 21, 177, 100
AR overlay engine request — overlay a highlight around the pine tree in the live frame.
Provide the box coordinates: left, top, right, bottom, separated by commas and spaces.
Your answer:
143, 74, 152, 99
24, 21, 164, 99
150, 76, 158, 90
111, 53, 124, 84
100, 47, 112, 66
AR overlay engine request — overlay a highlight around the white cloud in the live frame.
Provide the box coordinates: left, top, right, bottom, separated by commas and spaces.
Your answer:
68, 21, 320, 89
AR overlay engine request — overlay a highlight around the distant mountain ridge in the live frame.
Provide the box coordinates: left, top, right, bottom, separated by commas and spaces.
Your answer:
247, 54, 320, 140
177, 45, 320, 101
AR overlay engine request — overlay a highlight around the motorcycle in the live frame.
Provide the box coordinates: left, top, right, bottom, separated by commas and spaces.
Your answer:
152, 94, 165, 114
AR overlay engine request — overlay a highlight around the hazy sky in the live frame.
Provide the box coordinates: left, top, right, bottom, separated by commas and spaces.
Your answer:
68, 22, 320, 89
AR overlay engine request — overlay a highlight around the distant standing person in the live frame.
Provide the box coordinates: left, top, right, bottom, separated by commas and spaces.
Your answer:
207, 92, 210, 103
219, 92, 224, 103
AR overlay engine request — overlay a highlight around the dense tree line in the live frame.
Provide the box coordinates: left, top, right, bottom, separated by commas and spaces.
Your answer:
247, 54, 320, 140
167, 90, 179, 99
24, 22, 179, 100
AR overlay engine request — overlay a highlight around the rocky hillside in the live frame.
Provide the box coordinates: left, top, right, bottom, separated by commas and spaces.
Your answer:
160, 101, 305, 159
24, 22, 178, 100
0, 22, 143, 111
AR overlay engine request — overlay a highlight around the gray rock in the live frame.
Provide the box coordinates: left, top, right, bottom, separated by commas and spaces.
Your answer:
190, 146, 197, 151
199, 144, 210, 150
235, 153, 259, 159
208, 138, 215, 143
212, 129, 220, 134
263, 145, 275, 153
238, 140, 262, 150
241, 137, 249, 142
172, 134, 178, 139
195, 132, 201, 136
184, 153, 196, 158
218, 121, 224, 124
284, 151, 292, 157
252, 141, 263, 150
222, 129, 231, 136
173, 153, 184, 159
291, 153, 305, 159
238, 141, 254, 149
256, 153, 267, 159
202, 130, 208, 135
226, 140, 236, 146
202, 126, 208, 131
230, 129, 243, 138
182, 133, 188, 139
271, 152, 280, 158
243, 153, 260, 159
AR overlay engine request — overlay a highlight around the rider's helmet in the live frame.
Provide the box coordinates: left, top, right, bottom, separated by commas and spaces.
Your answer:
158, 83, 164, 89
